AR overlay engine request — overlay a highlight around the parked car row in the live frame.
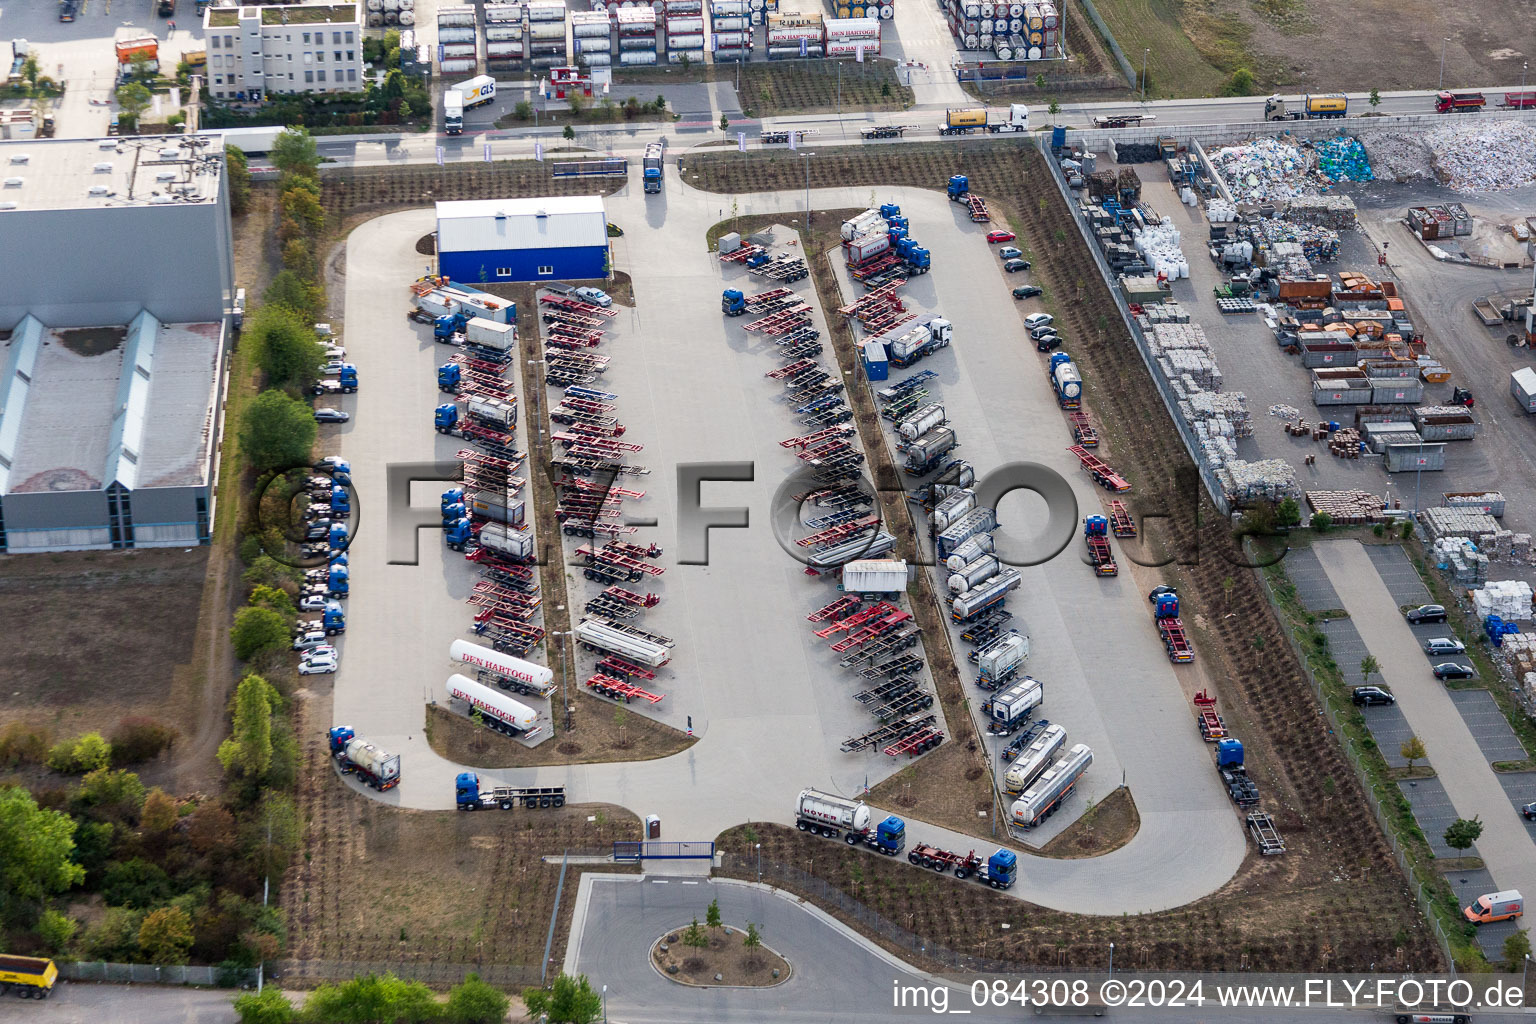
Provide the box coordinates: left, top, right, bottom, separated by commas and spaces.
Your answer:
313, 324, 358, 423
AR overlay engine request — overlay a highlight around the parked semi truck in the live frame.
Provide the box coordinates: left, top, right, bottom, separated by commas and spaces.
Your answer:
976, 631, 1029, 689
1010, 743, 1093, 828
1151, 588, 1194, 662
795, 788, 905, 854
449, 638, 557, 698
938, 103, 1029, 135
642, 141, 665, 194
328, 727, 401, 790
905, 845, 1017, 888
884, 316, 953, 369
444, 90, 465, 135
0, 954, 57, 998
1263, 92, 1347, 120
1435, 90, 1486, 113
1083, 515, 1117, 576
1216, 738, 1259, 807
454, 771, 566, 810
452, 520, 534, 562
435, 395, 517, 434
1049, 352, 1083, 409
1004, 722, 1067, 794
447, 673, 541, 737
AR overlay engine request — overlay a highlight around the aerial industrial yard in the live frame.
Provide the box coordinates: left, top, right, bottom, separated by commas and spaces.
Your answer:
6, 0, 1536, 1020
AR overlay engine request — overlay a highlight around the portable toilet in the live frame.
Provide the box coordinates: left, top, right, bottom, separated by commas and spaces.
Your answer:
861, 340, 889, 381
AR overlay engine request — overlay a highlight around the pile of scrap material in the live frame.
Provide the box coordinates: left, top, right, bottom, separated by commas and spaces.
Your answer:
1313, 135, 1374, 183
1361, 120, 1536, 192
1304, 489, 1385, 523
1209, 137, 1325, 202
1219, 459, 1298, 504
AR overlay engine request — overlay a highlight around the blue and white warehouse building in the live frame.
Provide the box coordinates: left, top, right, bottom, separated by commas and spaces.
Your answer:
435, 196, 610, 283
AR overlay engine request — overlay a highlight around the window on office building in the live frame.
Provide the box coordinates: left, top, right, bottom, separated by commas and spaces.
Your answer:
346, 50, 354, 62
345, 30, 354, 43
538, 266, 554, 276
318, 70, 326, 82
305, 70, 313, 83
210, 36, 220, 48
347, 68, 357, 82
303, 32, 311, 43
496, 268, 512, 277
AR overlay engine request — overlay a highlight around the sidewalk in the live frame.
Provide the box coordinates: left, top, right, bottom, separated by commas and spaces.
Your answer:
1315, 539, 1536, 906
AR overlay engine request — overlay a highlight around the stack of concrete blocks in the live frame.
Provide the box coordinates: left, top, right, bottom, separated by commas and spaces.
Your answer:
1471, 580, 1534, 623
1421, 507, 1501, 546
1140, 301, 1191, 325
1219, 459, 1299, 505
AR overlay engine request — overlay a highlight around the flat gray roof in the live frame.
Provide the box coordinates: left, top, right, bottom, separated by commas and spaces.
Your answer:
0, 135, 224, 213
3, 317, 222, 494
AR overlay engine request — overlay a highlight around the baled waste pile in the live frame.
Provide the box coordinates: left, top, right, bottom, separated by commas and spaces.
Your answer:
1361, 120, 1536, 192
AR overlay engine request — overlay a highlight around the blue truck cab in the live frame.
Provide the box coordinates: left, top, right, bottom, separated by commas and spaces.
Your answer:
321, 601, 346, 634
879, 202, 902, 220
330, 486, 351, 517
947, 174, 969, 201
871, 814, 905, 854
976, 849, 1017, 889
1154, 592, 1180, 619
328, 725, 355, 754
722, 289, 746, 317
328, 522, 348, 551
336, 365, 359, 392
434, 312, 469, 341
438, 363, 462, 393
441, 487, 465, 515
434, 404, 460, 434
446, 517, 474, 552
455, 771, 484, 807
1217, 737, 1244, 769
327, 564, 349, 597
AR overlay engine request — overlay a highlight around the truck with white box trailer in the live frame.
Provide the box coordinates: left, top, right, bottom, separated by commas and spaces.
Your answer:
840, 559, 908, 594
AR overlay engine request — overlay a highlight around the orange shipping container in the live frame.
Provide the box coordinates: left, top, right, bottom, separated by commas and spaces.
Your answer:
115, 36, 159, 62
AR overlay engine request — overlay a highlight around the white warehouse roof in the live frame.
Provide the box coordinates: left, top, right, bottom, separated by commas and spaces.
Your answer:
436, 196, 608, 253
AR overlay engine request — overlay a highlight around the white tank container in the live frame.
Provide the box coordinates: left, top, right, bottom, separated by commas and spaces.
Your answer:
796, 787, 871, 833
619, 49, 659, 63
713, 16, 747, 30
620, 36, 659, 49
666, 34, 705, 47
666, 46, 705, 62
898, 404, 946, 442
948, 554, 1000, 595
446, 674, 540, 733
943, 532, 994, 571
1004, 722, 1066, 794
577, 37, 612, 52
450, 639, 556, 695
667, 16, 705, 32
713, 31, 749, 46
826, 39, 878, 55
930, 489, 976, 533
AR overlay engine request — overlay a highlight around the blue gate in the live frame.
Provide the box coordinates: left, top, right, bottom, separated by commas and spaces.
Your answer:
613, 841, 716, 862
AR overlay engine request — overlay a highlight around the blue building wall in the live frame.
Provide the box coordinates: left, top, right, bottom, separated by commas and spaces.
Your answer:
438, 245, 609, 284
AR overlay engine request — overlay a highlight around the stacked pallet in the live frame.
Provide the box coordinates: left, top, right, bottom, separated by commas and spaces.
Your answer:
484, 3, 526, 71
1304, 489, 1385, 524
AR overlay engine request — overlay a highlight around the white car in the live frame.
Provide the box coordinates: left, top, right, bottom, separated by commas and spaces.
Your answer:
322, 344, 346, 359
299, 654, 338, 675
298, 594, 329, 612
292, 631, 329, 652
1023, 313, 1054, 331
301, 644, 338, 662
574, 287, 612, 308
319, 360, 347, 375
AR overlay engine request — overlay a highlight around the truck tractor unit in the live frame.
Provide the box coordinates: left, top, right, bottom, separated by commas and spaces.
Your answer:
795, 788, 905, 854
945, 174, 991, 221
449, 639, 557, 698
1004, 721, 1068, 794
1263, 92, 1347, 120
1049, 353, 1083, 409
328, 727, 401, 790
454, 771, 565, 811
906, 844, 1017, 888
883, 315, 953, 370
1152, 589, 1194, 663
721, 289, 748, 316
643, 141, 665, 194
1083, 515, 1117, 576
982, 675, 1043, 735
1010, 742, 1093, 828
447, 673, 541, 738
443, 90, 464, 135
295, 601, 347, 637
1216, 738, 1259, 807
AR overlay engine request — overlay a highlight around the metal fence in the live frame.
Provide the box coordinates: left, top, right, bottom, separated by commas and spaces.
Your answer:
60, 961, 257, 988
272, 959, 541, 989
1037, 137, 1231, 516
1250, 552, 1458, 970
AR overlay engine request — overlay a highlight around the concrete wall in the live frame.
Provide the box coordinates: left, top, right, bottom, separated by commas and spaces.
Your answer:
0, 200, 234, 330
438, 244, 610, 284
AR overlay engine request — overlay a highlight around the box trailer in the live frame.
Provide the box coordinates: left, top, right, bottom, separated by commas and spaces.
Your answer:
841, 559, 908, 594
1512, 367, 1536, 413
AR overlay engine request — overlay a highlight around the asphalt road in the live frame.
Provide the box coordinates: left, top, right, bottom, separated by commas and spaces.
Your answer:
1315, 539, 1536, 908
12, 982, 240, 1024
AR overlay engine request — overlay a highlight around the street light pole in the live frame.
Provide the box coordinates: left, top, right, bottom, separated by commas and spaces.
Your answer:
1141, 49, 1148, 102
1109, 942, 1115, 978
1524, 61, 1529, 93
755, 842, 762, 883
802, 152, 815, 228
1439, 38, 1449, 90
602, 984, 608, 1024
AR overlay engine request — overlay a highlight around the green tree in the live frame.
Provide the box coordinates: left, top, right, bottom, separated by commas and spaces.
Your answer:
706, 897, 722, 934
129, 51, 155, 81
1360, 654, 1380, 680
233, 988, 297, 1024
230, 605, 291, 662
78, 768, 147, 817
243, 791, 301, 877
238, 390, 318, 474
250, 584, 297, 619
48, 731, 113, 773
243, 554, 302, 591
682, 916, 708, 949
81, 907, 144, 961
1275, 497, 1301, 529
1400, 736, 1426, 770
382, 69, 406, 101
720, 113, 730, 132
225, 145, 252, 216
99, 858, 174, 908
1444, 816, 1483, 852
281, 186, 326, 237
445, 972, 511, 1024
1504, 928, 1531, 965
1369, 88, 1381, 109
522, 973, 603, 1024
1225, 67, 1257, 96
21, 53, 41, 95
270, 128, 321, 179
0, 787, 84, 920
563, 123, 576, 141
141, 787, 179, 834
138, 905, 195, 965
514, 100, 533, 121
742, 921, 763, 964
218, 675, 278, 779
264, 269, 325, 322
568, 92, 589, 117
37, 908, 78, 954
1047, 99, 1060, 117
303, 973, 440, 1023
115, 82, 153, 127
1034, 72, 1046, 90
1310, 511, 1333, 532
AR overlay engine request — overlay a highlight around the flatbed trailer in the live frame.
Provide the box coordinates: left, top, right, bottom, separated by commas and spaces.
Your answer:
720, 243, 768, 264
841, 712, 936, 753
471, 616, 546, 655
586, 672, 665, 704
1068, 445, 1131, 492
965, 194, 990, 222
1108, 500, 1136, 537
1085, 534, 1117, 576
960, 609, 1013, 645
884, 725, 944, 757
1194, 691, 1226, 740
813, 600, 896, 637
1247, 812, 1285, 855
856, 653, 924, 680
595, 654, 656, 681
1067, 410, 1099, 447
838, 626, 921, 667
1159, 617, 1193, 662
460, 783, 568, 810
853, 676, 919, 705
539, 294, 617, 318
861, 124, 919, 139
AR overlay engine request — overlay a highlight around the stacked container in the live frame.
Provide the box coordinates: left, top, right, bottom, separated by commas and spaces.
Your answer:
571, 11, 613, 67
437, 4, 478, 74
710, 0, 751, 61
745, 0, 779, 30
527, 0, 569, 70
824, 17, 878, 57
767, 10, 823, 59
942, 0, 1056, 58
484, 3, 526, 72
665, 0, 705, 64
399, 0, 415, 28
617, 6, 659, 65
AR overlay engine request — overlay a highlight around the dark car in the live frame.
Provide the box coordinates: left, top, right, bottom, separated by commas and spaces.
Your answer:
1003, 259, 1030, 273
59, 0, 79, 20
1035, 334, 1061, 352
1522, 801, 1536, 821
1352, 686, 1395, 707
1148, 585, 1176, 602
1432, 662, 1475, 681
1406, 604, 1447, 624
1012, 285, 1042, 300
313, 408, 350, 423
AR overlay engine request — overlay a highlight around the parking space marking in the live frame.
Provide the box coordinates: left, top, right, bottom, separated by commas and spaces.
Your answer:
1442, 867, 1521, 959
1361, 703, 1415, 767
1398, 775, 1478, 859
1449, 690, 1529, 763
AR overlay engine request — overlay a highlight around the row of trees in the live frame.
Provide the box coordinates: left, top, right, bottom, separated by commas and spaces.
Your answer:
234, 971, 509, 1024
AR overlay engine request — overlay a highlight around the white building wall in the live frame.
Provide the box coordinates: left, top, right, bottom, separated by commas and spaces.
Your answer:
205, 5, 364, 100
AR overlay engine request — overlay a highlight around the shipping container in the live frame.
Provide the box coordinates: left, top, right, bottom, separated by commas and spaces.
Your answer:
1384, 442, 1445, 473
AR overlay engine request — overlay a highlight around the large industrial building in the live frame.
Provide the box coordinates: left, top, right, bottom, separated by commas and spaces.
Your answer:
203, 2, 365, 103
435, 196, 611, 284
0, 135, 234, 553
